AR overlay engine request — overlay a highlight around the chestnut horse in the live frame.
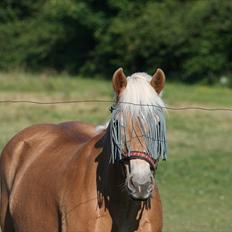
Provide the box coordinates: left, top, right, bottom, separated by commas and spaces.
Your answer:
0, 68, 167, 232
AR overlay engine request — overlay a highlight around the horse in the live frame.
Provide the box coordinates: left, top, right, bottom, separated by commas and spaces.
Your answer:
0, 68, 167, 232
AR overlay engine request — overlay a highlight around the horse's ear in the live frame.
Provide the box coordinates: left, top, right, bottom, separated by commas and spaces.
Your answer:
112, 68, 127, 95
150, 68, 166, 94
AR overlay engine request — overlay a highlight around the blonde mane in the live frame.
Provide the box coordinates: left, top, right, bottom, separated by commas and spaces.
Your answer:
109, 72, 168, 163
96, 72, 166, 133
119, 72, 165, 113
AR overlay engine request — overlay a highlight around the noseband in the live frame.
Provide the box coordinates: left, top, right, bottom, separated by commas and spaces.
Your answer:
121, 151, 157, 170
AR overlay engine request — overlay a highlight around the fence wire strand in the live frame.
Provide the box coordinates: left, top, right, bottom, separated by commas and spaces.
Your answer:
0, 99, 231, 112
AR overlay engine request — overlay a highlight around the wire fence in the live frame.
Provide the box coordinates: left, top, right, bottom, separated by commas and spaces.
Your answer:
0, 99, 231, 112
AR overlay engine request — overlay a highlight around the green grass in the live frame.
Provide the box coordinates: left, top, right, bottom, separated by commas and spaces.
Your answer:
0, 72, 232, 232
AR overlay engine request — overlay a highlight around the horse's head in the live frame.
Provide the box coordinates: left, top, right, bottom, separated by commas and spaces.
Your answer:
109, 68, 167, 201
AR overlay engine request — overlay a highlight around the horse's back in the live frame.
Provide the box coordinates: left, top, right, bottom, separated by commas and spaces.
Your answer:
0, 121, 98, 231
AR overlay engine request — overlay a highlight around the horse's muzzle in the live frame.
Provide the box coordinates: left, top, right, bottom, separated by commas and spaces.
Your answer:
127, 176, 154, 200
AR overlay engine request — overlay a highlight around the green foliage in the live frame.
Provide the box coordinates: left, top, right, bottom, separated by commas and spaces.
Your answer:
0, 0, 231, 84
96, 0, 232, 83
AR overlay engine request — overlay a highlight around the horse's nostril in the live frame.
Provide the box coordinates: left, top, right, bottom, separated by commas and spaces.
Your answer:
129, 176, 136, 188
147, 182, 153, 192
127, 176, 137, 194
150, 176, 153, 182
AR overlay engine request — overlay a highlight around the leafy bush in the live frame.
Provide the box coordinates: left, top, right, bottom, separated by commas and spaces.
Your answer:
94, 0, 232, 83
0, 0, 231, 84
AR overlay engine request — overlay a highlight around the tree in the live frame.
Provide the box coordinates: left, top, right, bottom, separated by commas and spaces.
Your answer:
0, 0, 231, 84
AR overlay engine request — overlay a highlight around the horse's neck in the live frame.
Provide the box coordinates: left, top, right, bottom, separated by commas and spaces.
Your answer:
98, 130, 141, 213
98, 149, 143, 228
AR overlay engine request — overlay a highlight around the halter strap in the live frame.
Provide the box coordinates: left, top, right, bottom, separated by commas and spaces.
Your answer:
122, 151, 157, 169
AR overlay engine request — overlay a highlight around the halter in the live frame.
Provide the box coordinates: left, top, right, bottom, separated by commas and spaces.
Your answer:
109, 103, 167, 168
121, 151, 157, 170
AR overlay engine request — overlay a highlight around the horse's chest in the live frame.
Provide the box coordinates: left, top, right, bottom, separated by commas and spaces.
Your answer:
62, 198, 111, 232
62, 199, 158, 232
90, 211, 151, 232
107, 219, 153, 232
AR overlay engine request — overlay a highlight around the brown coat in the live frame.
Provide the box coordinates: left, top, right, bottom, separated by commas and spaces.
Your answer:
0, 121, 162, 232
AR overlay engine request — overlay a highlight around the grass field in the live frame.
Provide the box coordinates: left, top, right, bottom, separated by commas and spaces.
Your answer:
0, 72, 231, 232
